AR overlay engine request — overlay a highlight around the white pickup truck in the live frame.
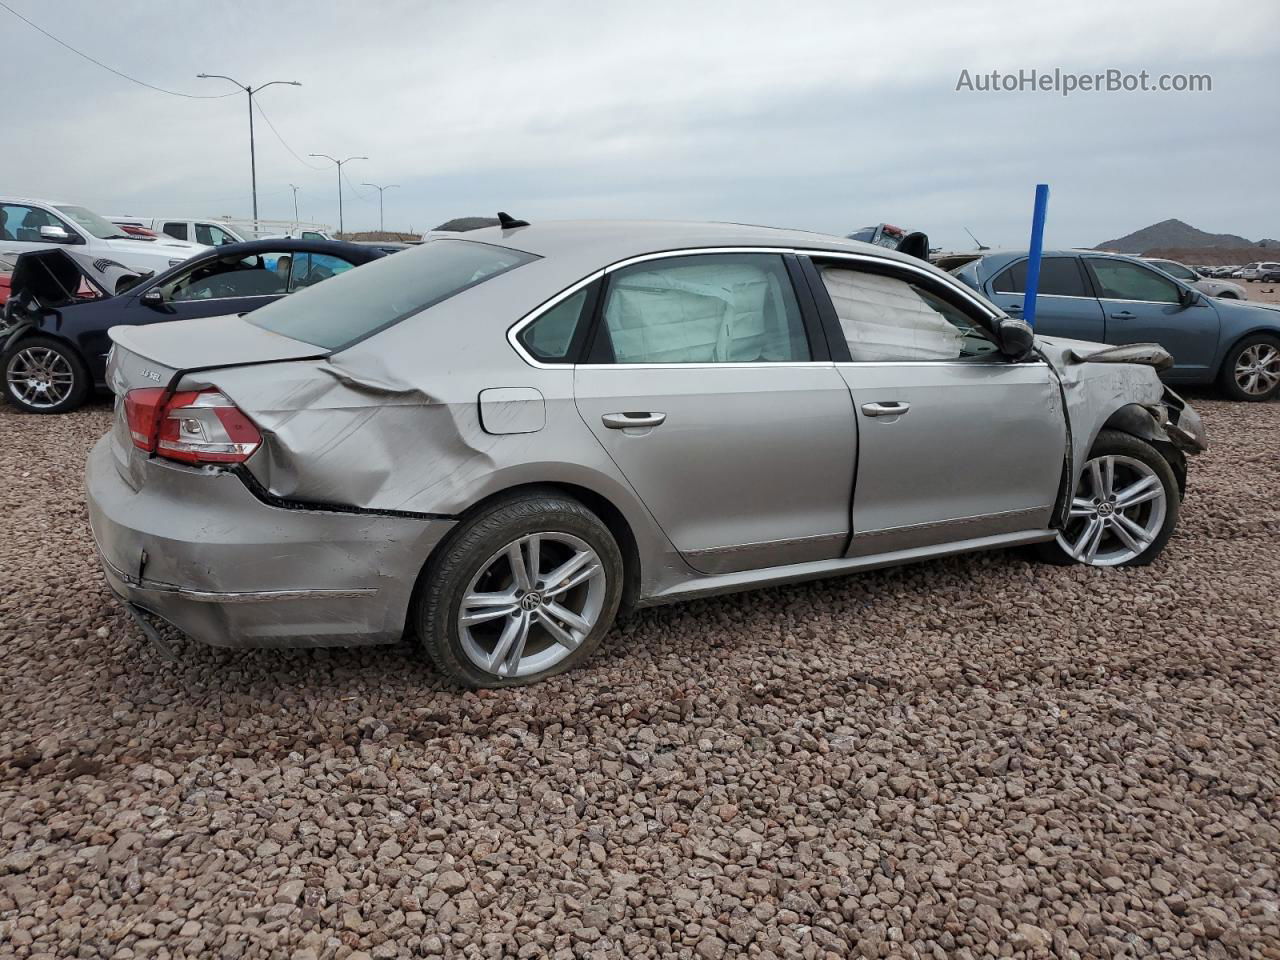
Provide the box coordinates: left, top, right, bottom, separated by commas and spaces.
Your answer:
109, 215, 245, 247
1, 198, 206, 292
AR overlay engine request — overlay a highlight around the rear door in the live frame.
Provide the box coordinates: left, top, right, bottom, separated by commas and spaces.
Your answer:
805, 254, 1066, 555
983, 255, 1106, 342
571, 251, 857, 575
1082, 256, 1220, 381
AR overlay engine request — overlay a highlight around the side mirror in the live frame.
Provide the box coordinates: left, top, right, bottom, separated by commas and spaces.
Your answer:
996, 317, 1035, 360
140, 289, 165, 308
1178, 286, 1199, 308
38, 225, 76, 244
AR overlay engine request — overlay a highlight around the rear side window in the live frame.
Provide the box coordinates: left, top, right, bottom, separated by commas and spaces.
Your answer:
163, 222, 189, 241
247, 239, 536, 350
596, 254, 809, 364
992, 256, 1089, 297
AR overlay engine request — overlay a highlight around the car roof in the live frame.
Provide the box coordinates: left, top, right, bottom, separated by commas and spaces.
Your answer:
438, 219, 929, 270
191, 237, 384, 261
0, 198, 73, 207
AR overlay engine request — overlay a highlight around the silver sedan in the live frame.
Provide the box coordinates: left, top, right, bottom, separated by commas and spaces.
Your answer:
87, 220, 1207, 686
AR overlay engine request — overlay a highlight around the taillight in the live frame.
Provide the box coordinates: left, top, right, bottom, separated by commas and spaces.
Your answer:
124, 388, 261, 464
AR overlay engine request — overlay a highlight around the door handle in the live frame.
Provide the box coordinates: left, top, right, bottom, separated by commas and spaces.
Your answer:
602, 411, 666, 429
861, 401, 910, 418
1109, 310, 1136, 319
1006, 303, 1023, 313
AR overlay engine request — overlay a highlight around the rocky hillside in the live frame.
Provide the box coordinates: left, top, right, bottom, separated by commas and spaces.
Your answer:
1094, 219, 1263, 254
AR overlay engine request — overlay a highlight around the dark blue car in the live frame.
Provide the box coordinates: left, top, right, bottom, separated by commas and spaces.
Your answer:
1, 238, 384, 413
949, 250, 1280, 401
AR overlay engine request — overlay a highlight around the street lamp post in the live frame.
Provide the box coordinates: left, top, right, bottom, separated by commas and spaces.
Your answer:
288, 184, 300, 227
196, 74, 301, 223
309, 154, 367, 237
361, 183, 400, 234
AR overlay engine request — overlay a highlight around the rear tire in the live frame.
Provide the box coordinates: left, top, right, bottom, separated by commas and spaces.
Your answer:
1218, 334, 1280, 402
415, 491, 624, 688
1036, 430, 1179, 567
2, 336, 90, 414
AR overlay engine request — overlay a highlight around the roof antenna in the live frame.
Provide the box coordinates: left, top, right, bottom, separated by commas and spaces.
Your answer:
497, 211, 529, 230
964, 227, 989, 250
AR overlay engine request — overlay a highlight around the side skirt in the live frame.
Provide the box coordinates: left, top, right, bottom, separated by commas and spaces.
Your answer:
638, 529, 1056, 607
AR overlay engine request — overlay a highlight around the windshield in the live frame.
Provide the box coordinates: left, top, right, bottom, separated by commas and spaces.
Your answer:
54, 204, 127, 240
246, 238, 537, 350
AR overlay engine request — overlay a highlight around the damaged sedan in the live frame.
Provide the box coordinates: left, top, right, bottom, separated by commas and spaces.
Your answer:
86, 220, 1207, 687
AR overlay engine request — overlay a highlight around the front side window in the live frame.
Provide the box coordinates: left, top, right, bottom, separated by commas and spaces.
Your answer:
247, 238, 536, 350
820, 265, 996, 362
1149, 260, 1198, 282
196, 223, 238, 246
163, 254, 287, 302
598, 254, 809, 364
1087, 259, 1180, 303
0, 203, 53, 242
991, 256, 1089, 297
163, 222, 189, 241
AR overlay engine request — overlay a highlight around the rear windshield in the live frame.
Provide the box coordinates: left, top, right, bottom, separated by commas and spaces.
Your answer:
246, 238, 537, 350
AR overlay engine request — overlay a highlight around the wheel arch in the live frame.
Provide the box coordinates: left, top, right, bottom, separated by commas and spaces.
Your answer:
1214, 325, 1280, 375
1098, 403, 1187, 496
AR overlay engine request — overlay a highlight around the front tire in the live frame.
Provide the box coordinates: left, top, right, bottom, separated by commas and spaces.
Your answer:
3, 336, 90, 414
415, 491, 624, 688
1037, 430, 1179, 567
1218, 334, 1280, 402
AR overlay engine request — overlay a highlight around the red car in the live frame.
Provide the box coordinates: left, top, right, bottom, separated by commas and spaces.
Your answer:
0, 255, 14, 307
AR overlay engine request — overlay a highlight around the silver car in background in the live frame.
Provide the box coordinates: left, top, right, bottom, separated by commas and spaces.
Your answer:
87, 220, 1206, 687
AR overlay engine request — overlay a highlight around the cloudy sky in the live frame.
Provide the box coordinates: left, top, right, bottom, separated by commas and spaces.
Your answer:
3, 0, 1277, 248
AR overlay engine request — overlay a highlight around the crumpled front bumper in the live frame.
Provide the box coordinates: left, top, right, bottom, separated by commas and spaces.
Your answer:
85, 434, 456, 649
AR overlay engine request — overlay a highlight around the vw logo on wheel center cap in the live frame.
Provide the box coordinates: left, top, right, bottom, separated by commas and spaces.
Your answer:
1097, 501, 1115, 517
519, 592, 543, 611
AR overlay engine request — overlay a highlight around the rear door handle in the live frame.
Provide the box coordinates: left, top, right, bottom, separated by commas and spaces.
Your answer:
1006, 303, 1023, 313
602, 411, 666, 429
861, 401, 910, 418
1109, 310, 1136, 319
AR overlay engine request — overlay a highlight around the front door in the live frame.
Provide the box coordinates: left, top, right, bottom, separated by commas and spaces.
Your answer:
806, 255, 1067, 555
1083, 256, 1221, 382
572, 252, 856, 575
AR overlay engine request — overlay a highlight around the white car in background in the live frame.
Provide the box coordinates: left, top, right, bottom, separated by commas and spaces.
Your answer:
0, 198, 206, 293
109, 216, 245, 247
1142, 257, 1248, 300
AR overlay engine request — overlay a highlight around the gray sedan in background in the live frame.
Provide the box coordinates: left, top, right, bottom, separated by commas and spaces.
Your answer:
87, 220, 1206, 687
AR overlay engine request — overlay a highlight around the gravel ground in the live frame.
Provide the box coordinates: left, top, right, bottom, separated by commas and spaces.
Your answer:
1, 395, 1278, 960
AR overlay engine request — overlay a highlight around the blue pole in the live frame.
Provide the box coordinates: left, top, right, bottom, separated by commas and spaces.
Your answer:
1021, 183, 1050, 328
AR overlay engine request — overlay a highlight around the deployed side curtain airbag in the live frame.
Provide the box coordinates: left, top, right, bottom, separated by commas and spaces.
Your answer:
605, 262, 797, 363
820, 267, 963, 362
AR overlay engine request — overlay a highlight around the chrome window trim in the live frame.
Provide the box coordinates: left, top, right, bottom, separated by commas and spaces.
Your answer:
990, 292, 1098, 302
834, 360, 1049, 369
506, 245, 1007, 370
1097, 296, 1186, 306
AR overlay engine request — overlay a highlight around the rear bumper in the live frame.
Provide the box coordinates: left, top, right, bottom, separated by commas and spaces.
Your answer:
85, 434, 456, 648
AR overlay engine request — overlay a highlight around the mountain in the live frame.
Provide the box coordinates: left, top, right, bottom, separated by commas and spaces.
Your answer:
1094, 219, 1258, 254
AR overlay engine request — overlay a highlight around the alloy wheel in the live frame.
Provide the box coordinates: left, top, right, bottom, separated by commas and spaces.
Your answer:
1234, 343, 1280, 397
1056, 454, 1167, 566
6, 347, 76, 409
457, 532, 607, 679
